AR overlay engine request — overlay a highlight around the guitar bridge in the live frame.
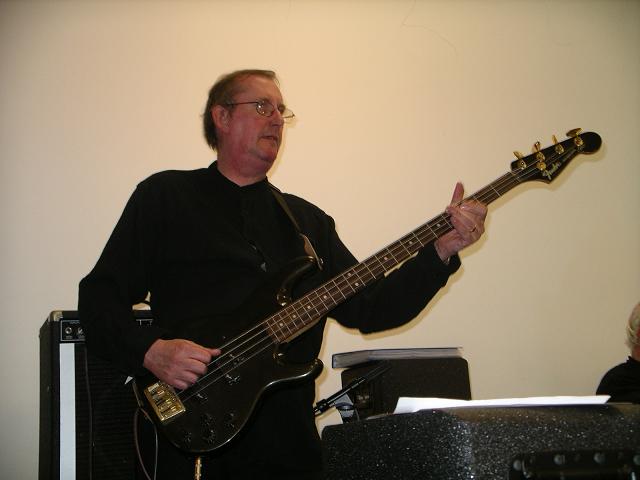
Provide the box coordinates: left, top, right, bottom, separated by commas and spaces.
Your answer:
144, 381, 186, 423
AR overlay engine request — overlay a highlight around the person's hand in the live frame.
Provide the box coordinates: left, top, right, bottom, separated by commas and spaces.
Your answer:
434, 182, 487, 262
143, 338, 221, 390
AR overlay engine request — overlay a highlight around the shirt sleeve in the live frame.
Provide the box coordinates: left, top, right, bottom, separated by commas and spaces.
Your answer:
78, 181, 169, 375
318, 213, 461, 334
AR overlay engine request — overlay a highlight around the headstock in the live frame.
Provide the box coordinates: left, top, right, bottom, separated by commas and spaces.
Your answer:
510, 129, 602, 184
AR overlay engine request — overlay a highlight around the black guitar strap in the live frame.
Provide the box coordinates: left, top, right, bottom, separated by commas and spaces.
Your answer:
270, 185, 324, 270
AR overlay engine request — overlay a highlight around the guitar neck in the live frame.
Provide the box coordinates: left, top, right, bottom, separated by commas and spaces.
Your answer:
265, 133, 594, 343
265, 172, 518, 343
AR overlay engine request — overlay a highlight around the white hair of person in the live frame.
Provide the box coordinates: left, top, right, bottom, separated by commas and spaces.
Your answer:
626, 302, 640, 349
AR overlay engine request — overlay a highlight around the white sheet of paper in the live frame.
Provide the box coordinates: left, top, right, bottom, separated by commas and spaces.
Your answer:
394, 395, 610, 414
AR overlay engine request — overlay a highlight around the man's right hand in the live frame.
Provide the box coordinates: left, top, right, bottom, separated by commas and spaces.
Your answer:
143, 338, 221, 390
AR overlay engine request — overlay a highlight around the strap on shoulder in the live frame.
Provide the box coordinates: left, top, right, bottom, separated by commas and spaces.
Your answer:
270, 185, 323, 270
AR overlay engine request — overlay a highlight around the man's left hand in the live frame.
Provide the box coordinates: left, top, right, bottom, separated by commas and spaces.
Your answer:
434, 182, 487, 262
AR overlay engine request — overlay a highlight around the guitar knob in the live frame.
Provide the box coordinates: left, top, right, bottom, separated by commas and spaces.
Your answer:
202, 427, 216, 444
226, 412, 237, 429
180, 429, 192, 446
194, 392, 209, 405
201, 413, 214, 427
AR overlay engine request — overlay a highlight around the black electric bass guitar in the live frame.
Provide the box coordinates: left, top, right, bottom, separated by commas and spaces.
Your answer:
134, 129, 601, 454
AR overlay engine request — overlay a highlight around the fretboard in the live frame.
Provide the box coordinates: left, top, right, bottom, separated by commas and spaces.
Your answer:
265, 146, 581, 343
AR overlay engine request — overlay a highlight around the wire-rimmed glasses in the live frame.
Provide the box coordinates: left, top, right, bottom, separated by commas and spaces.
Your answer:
226, 100, 295, 121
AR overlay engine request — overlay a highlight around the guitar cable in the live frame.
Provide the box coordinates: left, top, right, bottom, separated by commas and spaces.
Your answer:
133, 400, 158, 480
134, 406, 205, 480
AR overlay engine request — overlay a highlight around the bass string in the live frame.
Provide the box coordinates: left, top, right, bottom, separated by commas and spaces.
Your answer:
180, 145, 577, 401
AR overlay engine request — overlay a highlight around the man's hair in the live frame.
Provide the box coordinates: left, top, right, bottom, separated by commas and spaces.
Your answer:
202, 69, 279, 151
626, 302, 640, 349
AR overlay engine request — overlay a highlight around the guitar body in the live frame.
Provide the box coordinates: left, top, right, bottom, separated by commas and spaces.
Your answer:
134, 256, 324, 454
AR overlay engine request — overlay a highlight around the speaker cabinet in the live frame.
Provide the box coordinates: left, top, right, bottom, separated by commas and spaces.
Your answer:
340, 357, 471, 419
39, 310, 153, 480
323, 404, 640, 479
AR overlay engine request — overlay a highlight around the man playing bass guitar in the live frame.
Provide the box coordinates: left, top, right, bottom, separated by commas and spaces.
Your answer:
78, 69, 487, 479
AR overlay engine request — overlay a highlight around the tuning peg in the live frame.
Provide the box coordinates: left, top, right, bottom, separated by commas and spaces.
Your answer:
532, 141, 545, 165
513, 151, 526, 169
552, 134, 565, 154
566, 128, 584, 148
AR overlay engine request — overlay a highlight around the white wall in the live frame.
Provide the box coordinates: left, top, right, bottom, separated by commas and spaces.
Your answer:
1, 1, 638, 477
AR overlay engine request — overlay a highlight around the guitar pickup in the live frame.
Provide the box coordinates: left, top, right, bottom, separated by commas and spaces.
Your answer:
144, 381, 186, 423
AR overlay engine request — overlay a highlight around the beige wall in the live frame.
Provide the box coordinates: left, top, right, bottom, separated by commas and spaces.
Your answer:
1, 0, 638, 477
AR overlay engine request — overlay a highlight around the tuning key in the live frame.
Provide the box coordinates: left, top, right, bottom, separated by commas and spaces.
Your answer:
552, 134, 564, 154
513, 151, 526, 169
533, 141, 546, 165
566, 128, 584, 148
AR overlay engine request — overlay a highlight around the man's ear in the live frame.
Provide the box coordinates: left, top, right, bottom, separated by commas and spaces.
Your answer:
211, 105, 231, 133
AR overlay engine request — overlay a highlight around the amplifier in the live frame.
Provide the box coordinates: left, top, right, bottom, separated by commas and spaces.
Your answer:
340, 357, 471, 420
38, 310, 153, 480
323, 404, 640, 479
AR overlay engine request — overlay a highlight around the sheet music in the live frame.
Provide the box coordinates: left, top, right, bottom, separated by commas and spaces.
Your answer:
394, 395, 610, 414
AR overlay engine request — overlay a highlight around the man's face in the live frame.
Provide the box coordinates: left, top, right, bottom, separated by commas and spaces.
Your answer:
221, 75, 286, 178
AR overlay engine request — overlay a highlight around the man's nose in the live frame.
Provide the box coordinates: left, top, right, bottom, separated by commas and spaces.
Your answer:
270, 109, 285, 126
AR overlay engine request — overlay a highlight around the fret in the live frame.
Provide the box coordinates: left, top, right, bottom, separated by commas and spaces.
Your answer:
268, 314, 287, 342
506, 171, 521, 189
302, 298, 320, 317
489, 184, 502, 199
323, 282, 341, 303
511, 170, 523, 185
281, 316, 293, 336
344, 269, 362, 290
424, 221, 439, 240
372, 253, 391, 274
312, 288, 331, 311
404, 233, 419, 252
323, 279, 342, 305
335, 281, 348, 300
336, 275, 357, 297
361, 260, 379, 280
432, 215, 450, 234
366, 262, 384, 280
266, 320, 276, 337
410, 231, 425, 250
397, 235, 414, 257
288, 309, 303, 329
308, 290, 329, 317
379, 247, 399, 268
417, 223, 437, 244
318, 290, 335, 307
